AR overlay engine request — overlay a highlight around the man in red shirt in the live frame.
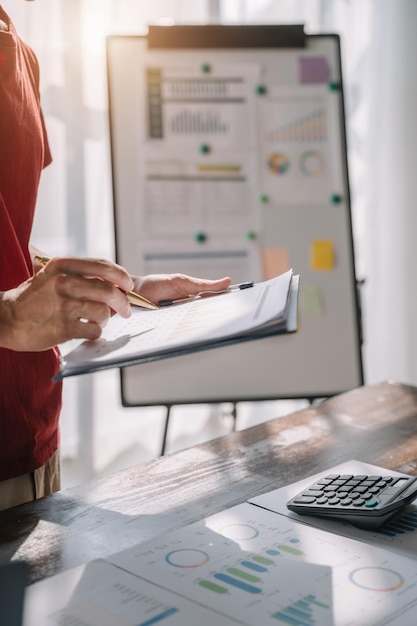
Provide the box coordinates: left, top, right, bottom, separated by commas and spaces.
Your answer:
0, 4, 230, 510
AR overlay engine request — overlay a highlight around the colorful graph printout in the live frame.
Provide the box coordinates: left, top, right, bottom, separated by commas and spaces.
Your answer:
258, 88, 338, 205
23, 559, 237, 626
109, 504, 332, 625
109, 501, 417, 625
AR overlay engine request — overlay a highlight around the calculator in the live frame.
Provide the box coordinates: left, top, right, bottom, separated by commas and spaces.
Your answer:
286, 471, 417, 530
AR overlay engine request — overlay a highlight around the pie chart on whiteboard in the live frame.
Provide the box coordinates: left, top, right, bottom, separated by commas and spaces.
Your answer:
299, 150, 325, 177
267, 152, 290, 175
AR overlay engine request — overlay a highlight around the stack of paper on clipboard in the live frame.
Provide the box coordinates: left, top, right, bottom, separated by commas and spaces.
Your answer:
55, 269, 299, 380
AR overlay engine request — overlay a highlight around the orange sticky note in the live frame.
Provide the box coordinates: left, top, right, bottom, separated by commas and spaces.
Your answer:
262, 248, 290, 279
311, 240, 334, 270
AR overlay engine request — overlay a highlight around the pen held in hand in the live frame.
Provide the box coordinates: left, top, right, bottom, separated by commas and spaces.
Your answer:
34, 255, 158, 310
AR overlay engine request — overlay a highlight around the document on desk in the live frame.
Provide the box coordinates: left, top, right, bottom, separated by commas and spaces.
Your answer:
250, 459, 417, 563
108, 501, 417, 626
23, 559, 238, 626
56, 269, 299, 379
23, 492, 417, 625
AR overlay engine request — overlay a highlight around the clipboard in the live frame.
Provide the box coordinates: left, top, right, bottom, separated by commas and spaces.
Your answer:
55, 270, 299, 380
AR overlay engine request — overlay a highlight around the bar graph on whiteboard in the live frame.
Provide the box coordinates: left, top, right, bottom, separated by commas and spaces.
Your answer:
145, 65, 259, 148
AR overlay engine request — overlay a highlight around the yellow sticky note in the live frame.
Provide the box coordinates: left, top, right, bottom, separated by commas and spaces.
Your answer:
311, 240, 334, 270
262, 248, 290, 280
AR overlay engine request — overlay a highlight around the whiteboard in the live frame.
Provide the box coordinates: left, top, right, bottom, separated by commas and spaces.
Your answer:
106, 26, 363, 405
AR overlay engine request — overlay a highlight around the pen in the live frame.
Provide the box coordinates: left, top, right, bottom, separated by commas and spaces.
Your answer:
158, 281, 254, 307
34, 255, 158, 310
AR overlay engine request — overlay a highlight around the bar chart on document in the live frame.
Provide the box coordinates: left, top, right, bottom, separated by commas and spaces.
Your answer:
109, 501, 417, 626
109, 502, 332, 626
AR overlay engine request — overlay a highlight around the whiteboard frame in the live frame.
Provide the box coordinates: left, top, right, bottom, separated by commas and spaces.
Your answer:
106, 27, 363, 406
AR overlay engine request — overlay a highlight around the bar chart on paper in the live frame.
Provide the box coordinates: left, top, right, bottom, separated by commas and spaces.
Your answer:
109, 505, 333, 626
108, 502, 417, 626
23, 559, 238, 626
345, 504, 417, 561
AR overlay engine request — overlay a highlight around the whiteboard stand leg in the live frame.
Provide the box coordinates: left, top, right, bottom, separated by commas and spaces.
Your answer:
160, 405, 172, 457
160, 401, 238, 456
219, 402, 238, 431
309, 397, 327, 406
231, 402, 238, 431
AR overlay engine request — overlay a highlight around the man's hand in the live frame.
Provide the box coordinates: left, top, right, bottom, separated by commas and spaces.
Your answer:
0, 257, 134, 351
131, 273, 232, 305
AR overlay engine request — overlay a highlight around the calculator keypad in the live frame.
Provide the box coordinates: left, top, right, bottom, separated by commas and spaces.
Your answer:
292, 474, 401, 510
286, 469, 417, 529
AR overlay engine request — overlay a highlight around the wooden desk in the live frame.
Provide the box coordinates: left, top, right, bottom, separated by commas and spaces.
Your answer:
1, 380, 417, 585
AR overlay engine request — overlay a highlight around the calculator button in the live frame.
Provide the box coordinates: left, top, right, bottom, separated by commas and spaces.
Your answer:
293, 496, 316, 504
338, 485, 353, 492
309, 482, 324, 489
353, 475, 367, 480
352, 498, 366, 506
327, 497, 341, 505
352, 486, 368, 494
375, 481, 387, 488
305, 489, 323, 496
368, 487, 381, 494
362, 493, 374, 501
316, 497, 328, 505
350, 492, 361, 500
382, 476, 394, 482
365, 498, 379, 508
340, 498, 353, 506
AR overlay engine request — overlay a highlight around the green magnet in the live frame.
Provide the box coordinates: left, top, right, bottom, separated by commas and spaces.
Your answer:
328, 81, 341, 91
256, 85, 267, 95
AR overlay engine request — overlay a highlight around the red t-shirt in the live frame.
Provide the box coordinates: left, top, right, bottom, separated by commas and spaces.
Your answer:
0, 7, 62, 480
